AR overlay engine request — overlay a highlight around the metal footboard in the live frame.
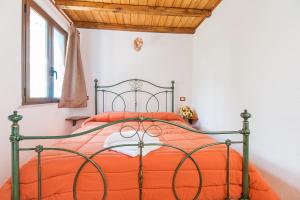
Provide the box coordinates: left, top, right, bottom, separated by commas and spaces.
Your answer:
8, 110, 251, 200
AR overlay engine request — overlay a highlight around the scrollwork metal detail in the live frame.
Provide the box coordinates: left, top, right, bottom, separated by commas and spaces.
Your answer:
129, 79, 143, 91
117, 118, 164, 143
35, 145, 44, 153
9, 135, 22, 143
94, 79, 175, 113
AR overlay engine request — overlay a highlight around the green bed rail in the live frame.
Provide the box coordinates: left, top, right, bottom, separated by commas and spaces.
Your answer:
8, 110, 251, 200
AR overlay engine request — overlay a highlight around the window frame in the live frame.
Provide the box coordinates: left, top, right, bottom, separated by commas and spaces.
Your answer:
22, 0, 68, 105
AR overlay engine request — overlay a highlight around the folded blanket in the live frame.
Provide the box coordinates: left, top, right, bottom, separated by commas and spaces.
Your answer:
103, 131, 161, 157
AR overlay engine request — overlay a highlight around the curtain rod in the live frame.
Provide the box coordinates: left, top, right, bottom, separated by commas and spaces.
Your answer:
49, 0, 73, 26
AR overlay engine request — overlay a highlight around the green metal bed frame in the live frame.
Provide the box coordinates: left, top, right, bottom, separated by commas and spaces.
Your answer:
8, 79, 251, 200
94, 78, 175, 114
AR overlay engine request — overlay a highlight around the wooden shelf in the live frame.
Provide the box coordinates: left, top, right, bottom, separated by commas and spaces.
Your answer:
65, 116, 89, 126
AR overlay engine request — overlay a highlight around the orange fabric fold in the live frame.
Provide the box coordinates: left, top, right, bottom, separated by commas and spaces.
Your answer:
0, 112, 279, 200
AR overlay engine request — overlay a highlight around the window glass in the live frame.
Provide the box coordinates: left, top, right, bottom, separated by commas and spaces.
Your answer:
53, 28, 66, 98
29, 8, 48, 98
23, 2, 68, 104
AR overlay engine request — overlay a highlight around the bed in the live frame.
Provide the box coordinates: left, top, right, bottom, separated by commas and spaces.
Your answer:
1, 79, 278, 200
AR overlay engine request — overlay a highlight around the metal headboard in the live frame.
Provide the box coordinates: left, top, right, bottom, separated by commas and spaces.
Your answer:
94, 79, 175, 114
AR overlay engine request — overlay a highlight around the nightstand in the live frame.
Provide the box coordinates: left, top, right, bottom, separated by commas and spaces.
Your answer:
65, 116, 89, 126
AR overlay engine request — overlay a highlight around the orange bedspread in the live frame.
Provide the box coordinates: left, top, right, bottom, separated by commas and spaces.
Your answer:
0, 112, 279, 200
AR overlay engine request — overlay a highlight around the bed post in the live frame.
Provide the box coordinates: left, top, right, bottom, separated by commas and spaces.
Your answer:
171, 80, 175, 112
8, 111, 23, 200
94, 79, 98, 114
240, 110, 251, 200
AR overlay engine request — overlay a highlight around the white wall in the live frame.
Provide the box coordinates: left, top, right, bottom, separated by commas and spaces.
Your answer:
80, 30, 193, 112
192, 0, 300, 199
0, 0, 92, 185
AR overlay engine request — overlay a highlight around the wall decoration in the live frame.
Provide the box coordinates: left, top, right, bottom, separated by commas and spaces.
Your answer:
134, 37, 143, 51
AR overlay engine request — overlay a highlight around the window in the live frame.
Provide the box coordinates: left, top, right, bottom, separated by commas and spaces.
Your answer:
23, 1, 67, 104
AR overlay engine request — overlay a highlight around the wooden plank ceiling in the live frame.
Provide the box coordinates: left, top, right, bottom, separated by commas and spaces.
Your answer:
54, 0, 222, 34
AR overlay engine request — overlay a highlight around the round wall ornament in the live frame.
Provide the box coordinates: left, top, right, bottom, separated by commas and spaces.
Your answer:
134, 37, 143, 51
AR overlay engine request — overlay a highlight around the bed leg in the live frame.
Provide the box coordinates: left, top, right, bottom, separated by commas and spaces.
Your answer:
9, 111, 23, 200
171, 80, 175, 112
94, 79, 98, 114
240, 110, 251, 200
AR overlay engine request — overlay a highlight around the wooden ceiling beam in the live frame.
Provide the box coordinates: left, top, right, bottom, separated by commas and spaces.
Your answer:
55, 0, 212, 17
74, 21, 195, 34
